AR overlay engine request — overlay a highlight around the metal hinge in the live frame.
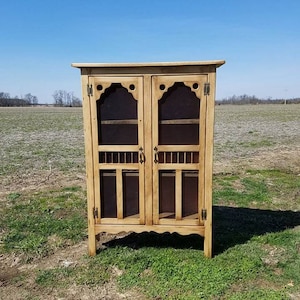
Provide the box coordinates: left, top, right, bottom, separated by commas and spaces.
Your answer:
201, 209, 207, 220
204, 83, 210, 96
93, 207, 98, 218
87, 84, 93, 96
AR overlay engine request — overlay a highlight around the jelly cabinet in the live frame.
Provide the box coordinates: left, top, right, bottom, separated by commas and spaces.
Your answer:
72, 61, 225, 257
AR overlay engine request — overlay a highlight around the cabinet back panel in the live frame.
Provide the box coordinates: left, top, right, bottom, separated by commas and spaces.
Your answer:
158, 83, 200, 145
158, 83, 200, 119
159, 124, 199, 145
123, 171, 140, 217
182, 171, 199, 217
97, 84, 138, 145
100, 171, 117, 218
159, 171, 175, 216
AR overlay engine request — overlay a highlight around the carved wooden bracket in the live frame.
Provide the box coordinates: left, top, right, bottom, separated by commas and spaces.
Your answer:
93, 79, 140, 101
153, 76, 203, 101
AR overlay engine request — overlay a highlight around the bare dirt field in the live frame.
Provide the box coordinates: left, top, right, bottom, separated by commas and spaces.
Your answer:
0, 104, 299, 299
213, 104, 300, 175
0, 107, 86, 196
1, 105, 299, 195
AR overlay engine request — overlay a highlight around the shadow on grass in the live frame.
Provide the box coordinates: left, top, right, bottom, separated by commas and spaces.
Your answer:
213, 206, 300, 254
103, 206, 300, 255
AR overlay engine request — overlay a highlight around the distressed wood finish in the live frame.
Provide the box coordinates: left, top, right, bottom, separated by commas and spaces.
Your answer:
72, 60, 225, 258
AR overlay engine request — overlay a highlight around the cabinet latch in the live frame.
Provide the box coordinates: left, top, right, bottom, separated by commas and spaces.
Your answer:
87, 84, 93, 96
201, 209, 207, 220
204, 83, 210, 96
93, 207, 98, 218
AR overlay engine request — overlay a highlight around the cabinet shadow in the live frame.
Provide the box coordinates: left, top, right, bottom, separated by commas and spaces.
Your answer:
213, 206, 300, 255
102, 206, 300, 256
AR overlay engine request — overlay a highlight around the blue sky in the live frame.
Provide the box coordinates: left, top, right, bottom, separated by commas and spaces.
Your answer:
0, 0, 299, 103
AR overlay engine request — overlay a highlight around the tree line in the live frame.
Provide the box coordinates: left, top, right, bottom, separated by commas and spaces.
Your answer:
0, 92, 38, 106
52, 90, 82, 107
2, 90, 299, 107
0, 90, 82, 107
216, 94, 300, 105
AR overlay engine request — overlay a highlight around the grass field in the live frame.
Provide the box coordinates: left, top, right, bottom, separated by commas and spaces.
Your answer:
0, 105, 299, 299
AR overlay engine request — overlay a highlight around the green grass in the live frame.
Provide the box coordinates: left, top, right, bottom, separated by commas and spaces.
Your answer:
1, 170, 299, 298
214, 173, 270, 207
227, 289, 289, 300
213, 169, 300, 210
0, 186, 87, 261
32, 227, 299, 299
35, 262, 111, 287
238, 139, 274, 148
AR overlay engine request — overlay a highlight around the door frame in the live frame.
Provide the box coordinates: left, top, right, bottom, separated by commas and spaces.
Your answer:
151, 74, 208, 226
89, 76, 145, 225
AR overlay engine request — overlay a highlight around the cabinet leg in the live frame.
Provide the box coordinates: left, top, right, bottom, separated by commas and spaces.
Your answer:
88, 233, 97, 256
204, 238, 212, 258
204, 223, 212, 258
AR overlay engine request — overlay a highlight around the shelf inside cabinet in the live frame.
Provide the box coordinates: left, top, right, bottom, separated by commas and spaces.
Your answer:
159, 118, 199, 125
100, 119, 138, 125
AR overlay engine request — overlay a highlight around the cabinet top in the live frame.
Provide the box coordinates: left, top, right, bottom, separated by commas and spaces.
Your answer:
72, 60, 225, 69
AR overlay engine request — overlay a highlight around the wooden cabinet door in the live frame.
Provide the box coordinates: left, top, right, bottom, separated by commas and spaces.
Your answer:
152, 75, 208, 226
89, 76, 145, 225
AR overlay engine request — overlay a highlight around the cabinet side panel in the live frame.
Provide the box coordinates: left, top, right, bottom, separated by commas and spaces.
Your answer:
81, 74, 96, 255
204, 71, 216, 258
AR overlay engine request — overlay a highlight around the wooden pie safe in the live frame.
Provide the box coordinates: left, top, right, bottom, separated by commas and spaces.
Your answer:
72, 61, 225, 257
